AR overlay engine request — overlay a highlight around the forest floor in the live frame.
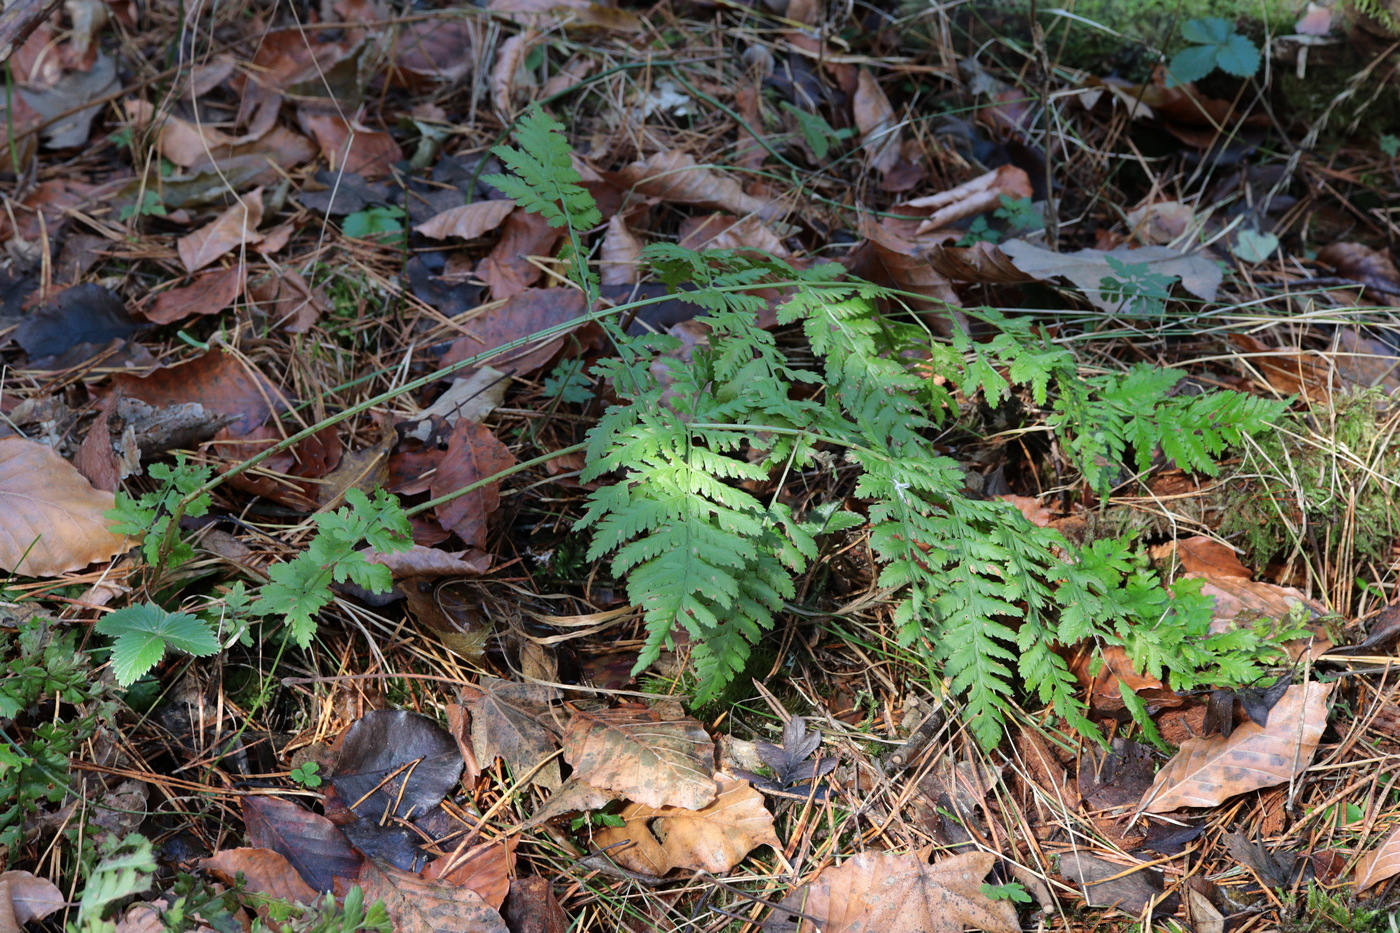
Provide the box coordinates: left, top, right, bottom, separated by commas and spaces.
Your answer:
3, 0, 1400, 931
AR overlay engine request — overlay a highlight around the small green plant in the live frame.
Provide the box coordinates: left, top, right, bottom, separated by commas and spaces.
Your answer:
570, 809, 626, 832
0, 616, 116, 866
542, 358, 594, 403
779, 102, 855, 161
99, 487, 414, 686
1097, 256, 1177, 318
489, 104, 1293, 749
1381, 134, 1399, 158
94, 604, 220, 687
341, 205, 407, 245
70, 833, 156, 933
257, 487, 414, 648
1167, 18, 1261, 86
956, 195, 1042, 246
118, 188, 168, 222
981, 881, 1032, 904
290, 761, 324, 788
107, 454, 215, 570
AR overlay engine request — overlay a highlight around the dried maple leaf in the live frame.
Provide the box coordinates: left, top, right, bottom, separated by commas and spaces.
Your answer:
563, 705, 717, 810
1139, 682, 1333, 813
594, 776, 780, 874
771, 850, 1019, 933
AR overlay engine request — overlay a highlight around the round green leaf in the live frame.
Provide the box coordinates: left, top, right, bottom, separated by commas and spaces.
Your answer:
1217, 33, 1262, 77
1167, 45, 1219, 86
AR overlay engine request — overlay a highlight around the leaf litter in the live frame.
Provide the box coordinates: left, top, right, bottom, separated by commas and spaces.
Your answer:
3, 0, 1400, 929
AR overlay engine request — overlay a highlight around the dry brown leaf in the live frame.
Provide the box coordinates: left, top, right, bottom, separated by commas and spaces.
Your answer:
430, 420, 516, 550
594, 776, 779, 874
415, 200, 516, 240
563, 705, 717, 810
1355, 824, 1400, 891
613, 150, 783, 221
107, 349, 281, 437
421, 839, 516, 909
300, 112, 402, 179
1154, 536, 1252, 579
900, 165, 1032, 234
491, 28, 540, 116
1227, 332, 1339, 401
1140, 682, 1334, 813
0, 437, 126, 576
922, 239, 1030, 284
858, 216, 961, 311
676, 213, 788, 257
853, 68, 900, 175
441, 287, 589, 378
600, 214, 644, 285
389, 18, 477, 89
465, 677, 564, 790
124, 99, 237, 168
1125, 200, 1198, 246
0, 870, 64, 926
1318, 242, 1400, 307
199, 848, 318, 905
773, 850, 1019, 933
999, 239, 1223, 310
1185, 573, 1332, 656
357, 860, 509, 933
477, 209, 564, 298
177, 189, 264, 273
140, 266, 244, 325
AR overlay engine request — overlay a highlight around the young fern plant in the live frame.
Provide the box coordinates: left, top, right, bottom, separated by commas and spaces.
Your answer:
490, 104, 1293, 748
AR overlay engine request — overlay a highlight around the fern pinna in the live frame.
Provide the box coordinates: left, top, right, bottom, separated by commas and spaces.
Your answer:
490, 105, 1290, 749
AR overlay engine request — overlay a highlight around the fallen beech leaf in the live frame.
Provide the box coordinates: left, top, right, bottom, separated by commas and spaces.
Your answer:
390, 18, 477, 89
430, 421, 516, 549
923, 239, 1029, 284
1060, 852, 1166, 914
199, 848, 318, 905
563, 705, 717, 810
476, 209, 563, 298
600, 214, 644, 285
300, 112, 402, 179
594, 776, 780, 874
999, 239, 1223, 310
1355, 824, 1400, 891
415, 200, 516, 240
502, 876, 568, 933
440, 287, 589, 379
676, 213, 787, 257
1139, 682, 1334, 813
857, 216, 961, 311
900, 165, 1032, 234
0, 870, 64, 925
422, 839, 516, 909
241, 796, 361, 893
773, 850, 1019, 933
140, 266, 244, 325
1226, 332, 1338, 402
1154, 536, 1251, 579
0, 437, 125, 576
1318, 241, 1400, 307
357, 860, 508, 933
853, 67, 900, 175
613, 150, 783, 220
107, 349, 281, 437
177, 189, 264, 273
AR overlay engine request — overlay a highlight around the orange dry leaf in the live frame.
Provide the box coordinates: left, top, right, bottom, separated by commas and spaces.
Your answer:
200, 848, 319, 905
599, 214, 644, 285
1139, 682, 1333, 813
853, 68, 900, 176
300, 112, 402, 179
773, 850, 1019, 933
0, 436, 126, 576
593, 777, 780, 874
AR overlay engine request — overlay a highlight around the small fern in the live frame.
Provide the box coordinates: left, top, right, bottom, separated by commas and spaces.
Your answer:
490, 111, 1294, 747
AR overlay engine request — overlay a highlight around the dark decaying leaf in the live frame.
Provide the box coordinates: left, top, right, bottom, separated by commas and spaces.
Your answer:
733, 716, 836, 800
332, 710, 465, 821
241, 795, 362, 893
502, 876, 568, 933
439, 287, 589, 379
15, 283, 146, 365
107, 348, 281, 437
1059, 852, 1175, 916
1222, 832, 1308, 888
